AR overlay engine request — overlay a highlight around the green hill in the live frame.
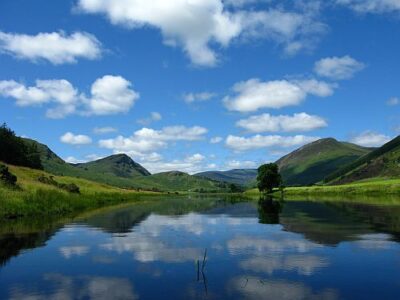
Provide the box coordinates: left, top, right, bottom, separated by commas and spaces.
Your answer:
21, 138, 228, 192
22, 138, 151, 189
325, 135, 400, 184
195, 169, 257, 186
75, 154, 150, 177
131, 171, 230, 192
276, 138, 372, 186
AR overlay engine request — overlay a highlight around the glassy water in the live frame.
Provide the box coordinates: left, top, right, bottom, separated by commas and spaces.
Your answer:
1, 197, 400, 299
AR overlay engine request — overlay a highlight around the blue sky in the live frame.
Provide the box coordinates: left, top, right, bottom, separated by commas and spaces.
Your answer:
1, 0, 399, 174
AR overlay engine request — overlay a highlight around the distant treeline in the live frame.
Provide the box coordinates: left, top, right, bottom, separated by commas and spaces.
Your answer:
324, 136, 400, 183
0, 123, 42, 169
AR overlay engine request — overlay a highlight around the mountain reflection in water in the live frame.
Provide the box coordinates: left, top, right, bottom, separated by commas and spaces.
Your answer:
1, 196, 400, 299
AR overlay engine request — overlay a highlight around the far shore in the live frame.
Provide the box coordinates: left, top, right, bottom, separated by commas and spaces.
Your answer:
245, 178, 400, 197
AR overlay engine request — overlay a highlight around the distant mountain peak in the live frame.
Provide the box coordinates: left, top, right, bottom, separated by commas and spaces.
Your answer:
81, 153, 151, 177
100, 153, 135, 163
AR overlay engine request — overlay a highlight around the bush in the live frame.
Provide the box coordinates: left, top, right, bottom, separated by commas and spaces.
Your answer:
64, 183, 80, 194
0, 164, 17, 186
37, 175, 80, 194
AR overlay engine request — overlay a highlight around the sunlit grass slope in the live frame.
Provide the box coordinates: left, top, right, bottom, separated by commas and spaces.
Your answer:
276, 138, 371, 186
245, 177, 400, 197
0, 163, 157, 219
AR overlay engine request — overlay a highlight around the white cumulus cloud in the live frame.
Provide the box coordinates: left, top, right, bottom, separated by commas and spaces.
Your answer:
0, 75, 139, 118
226, 160, 257, 169
350, 131, 391, 147
61, 132, 92, 145
0, 31, 102, 64
314, 55, 365, 80
99, 125, 208, 157
76, 0, 325, 66
223, 78, 334, 112
84, 75, 140, 116
226, 134, 319, 151
236, 112, 327, 133
138, 153, 208, 174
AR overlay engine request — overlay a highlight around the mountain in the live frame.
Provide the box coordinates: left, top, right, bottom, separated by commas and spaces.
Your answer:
195, 169, 257, 186
22, 138, 151, 189
325, 135, 400, 184
75, 154, 150, 177
21, 138, 228, 192
276, 138, 372, 186
130, 171, 231, 192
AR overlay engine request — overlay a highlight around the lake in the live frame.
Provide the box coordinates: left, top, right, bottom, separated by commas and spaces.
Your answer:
1, 196, 400, 299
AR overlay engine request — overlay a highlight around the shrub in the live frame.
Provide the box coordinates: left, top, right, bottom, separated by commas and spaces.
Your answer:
64, 183, 80, 194
0, 164, 17, 186
37, 175, 80, 194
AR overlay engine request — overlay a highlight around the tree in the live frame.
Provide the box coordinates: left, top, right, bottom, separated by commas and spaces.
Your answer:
257, 163, 282, 193
229, 183, 243, 193
0, 123, 43, 169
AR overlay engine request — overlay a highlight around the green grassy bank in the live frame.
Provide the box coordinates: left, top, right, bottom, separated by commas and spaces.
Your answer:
245, 177, 400, 197
0, 163, 159, 219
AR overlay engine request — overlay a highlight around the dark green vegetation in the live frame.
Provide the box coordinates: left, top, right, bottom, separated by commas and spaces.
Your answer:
195, 169, 257, 186
257, 163, 282, 193
276, 138, 371, 186
38, 175, 80, 194
325, 135, 400, 184
0, 164, 17, 187
0, 124, 42, 169
0, 164, 17, 186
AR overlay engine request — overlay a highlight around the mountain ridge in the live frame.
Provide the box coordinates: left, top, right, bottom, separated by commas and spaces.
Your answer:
195, 169, 257, 186
325, 135, 400, 184
20, 138, 229, 192
276, 138, 372, 186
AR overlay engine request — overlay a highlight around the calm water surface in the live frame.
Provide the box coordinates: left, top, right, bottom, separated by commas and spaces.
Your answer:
1, 196, 400, 299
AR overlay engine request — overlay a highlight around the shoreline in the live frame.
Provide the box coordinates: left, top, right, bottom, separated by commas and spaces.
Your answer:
244, 178, 400, 197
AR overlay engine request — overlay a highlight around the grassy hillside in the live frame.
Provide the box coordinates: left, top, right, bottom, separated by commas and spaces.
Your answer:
195, 169, 257, 186
0, 162, 157, 219
22, 138, 229, 192
245, 177, 400, 197
325, 136, 400, 184
276, 138, 371, 186
75, 154, 150, 177
131, 171, 231, 192
23, 138, 153, 189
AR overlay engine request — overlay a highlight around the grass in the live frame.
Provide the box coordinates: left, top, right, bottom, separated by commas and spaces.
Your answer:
244, 177, 400, 197
277, 138, 371, 186
131, 171, 231, 192
24, 139, 230, 192
0, 163, 159, 219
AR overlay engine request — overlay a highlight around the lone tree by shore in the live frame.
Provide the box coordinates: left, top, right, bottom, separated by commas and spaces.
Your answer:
257, 163, 282, 194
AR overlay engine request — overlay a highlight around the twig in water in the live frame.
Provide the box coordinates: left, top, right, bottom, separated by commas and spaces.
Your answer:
197, 260, 200, 282
202, 248, 207, 271
241, 278, 249, 289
